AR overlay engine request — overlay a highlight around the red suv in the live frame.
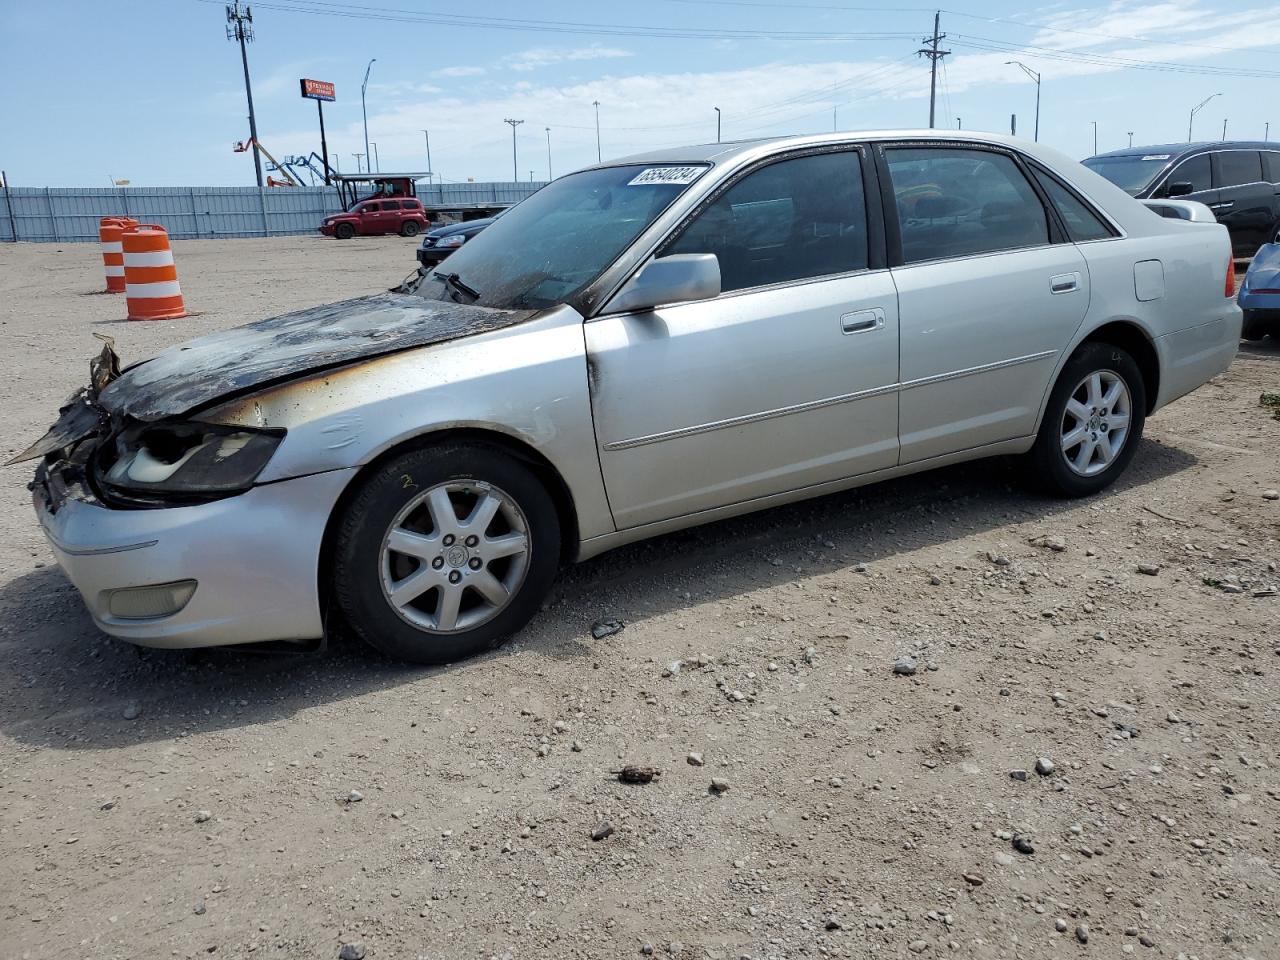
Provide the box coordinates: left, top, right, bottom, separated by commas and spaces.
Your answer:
320, 198, 429, 239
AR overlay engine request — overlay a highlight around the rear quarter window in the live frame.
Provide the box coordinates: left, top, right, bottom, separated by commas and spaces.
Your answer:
1216, 150, 1263, 188
1029, 166, 1114, 242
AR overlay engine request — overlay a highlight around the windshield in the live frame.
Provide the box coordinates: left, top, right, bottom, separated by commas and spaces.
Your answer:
1082, 154, 1172, 195
415, 163, 707, 310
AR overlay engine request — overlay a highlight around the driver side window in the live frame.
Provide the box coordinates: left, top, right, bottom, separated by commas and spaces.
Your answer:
666, 151, 868, 294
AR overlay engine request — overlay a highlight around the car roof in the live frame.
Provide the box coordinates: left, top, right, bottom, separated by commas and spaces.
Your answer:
592, 129, 1053, 170
1088, 141, 1278, 160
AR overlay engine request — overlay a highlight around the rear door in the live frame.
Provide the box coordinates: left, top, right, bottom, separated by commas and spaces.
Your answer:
1212, 149, 1273, 256
879, 142, 1091, 464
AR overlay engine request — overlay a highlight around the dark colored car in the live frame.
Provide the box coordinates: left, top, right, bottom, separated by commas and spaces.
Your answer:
1084, 142, 1280, 257
320, 197, 429, 239
416, 216, 495, 266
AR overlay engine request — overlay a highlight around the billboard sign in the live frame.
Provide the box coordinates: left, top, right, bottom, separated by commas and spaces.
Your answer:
300, 78, 336, 102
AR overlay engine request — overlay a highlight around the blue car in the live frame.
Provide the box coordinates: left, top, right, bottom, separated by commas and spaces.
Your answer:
1239, 243, 1280, 340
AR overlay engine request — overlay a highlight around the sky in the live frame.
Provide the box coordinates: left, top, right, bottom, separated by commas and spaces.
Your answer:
1, 0, 1277, 187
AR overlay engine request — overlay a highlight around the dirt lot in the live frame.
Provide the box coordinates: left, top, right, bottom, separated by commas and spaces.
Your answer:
1, 236, 1278, 960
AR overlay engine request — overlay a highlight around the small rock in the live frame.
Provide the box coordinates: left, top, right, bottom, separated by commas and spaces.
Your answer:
929, 575, 942, 586
1012, 834, 1035, 855
1009, 769, 1029, 782
122, 701, 141, 721
961, 873, 984, 886
100, 801, 116, 811
1139, 934, 1155, 948
709, 778, 730, 794
339, 944, 366, 960
571, 740, 584, 752
591, 619, 624, 639
1031, 535, 1066, 552
194, 810, 211, 824
193, 902, 206, 916
824, 918, 842, 930
615, 765, 661, 784
1136, 562, 1160, 576
686, 752, 704, 767
591, 821, 615, 842
1055, 919, 1068, 933
346, 790, 363, 803
1075, 924, 1090, 944
987, 552, 1011, 566
908, 940, 928, 954
828, 776, 844, 788
641, 945, 654, 956
662, 660, 682, 677
552, 720, 568, 734
803, 647, 818, 664
893, 656, 917, 676
993, 852, 1014, 866
537, 743, 551, 757
1262, 489, 1279, 501
1035, 757, 1055, 776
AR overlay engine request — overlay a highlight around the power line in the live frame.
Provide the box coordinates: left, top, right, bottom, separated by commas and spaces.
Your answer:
950, 34, 1280, 79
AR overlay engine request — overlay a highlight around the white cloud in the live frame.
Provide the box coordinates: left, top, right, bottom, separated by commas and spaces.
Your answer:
505, 46, 633, 72
434, 65, 487, 78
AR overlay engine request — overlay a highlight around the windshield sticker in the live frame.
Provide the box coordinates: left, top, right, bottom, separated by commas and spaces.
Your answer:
627, 166, 705, 186
1140, 155, 1171, 161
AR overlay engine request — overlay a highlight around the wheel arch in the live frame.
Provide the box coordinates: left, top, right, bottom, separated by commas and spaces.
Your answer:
315, 426, 581, 627
1078, 320, 1161, 415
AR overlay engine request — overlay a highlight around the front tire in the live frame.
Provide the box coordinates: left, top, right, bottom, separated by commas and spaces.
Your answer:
334, 222, 355, 240
1027, 341, 1147, 497
332, 444, 561, 665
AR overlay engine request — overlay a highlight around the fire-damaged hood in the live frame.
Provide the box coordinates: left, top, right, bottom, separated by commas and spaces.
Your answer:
11, 292, 535, 463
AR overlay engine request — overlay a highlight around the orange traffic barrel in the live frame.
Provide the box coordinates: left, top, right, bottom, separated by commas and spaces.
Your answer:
98, 218, 128, 293
122, 224, 186, 320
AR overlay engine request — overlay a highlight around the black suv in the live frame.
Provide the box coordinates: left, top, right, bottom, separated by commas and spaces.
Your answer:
1084, 141, 1280, 257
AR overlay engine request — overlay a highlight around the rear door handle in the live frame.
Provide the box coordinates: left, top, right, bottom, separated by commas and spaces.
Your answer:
1050, 273, 1080, 295
840, 308, 885, 334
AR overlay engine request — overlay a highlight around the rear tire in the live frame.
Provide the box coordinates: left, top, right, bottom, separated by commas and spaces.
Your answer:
1241, 310, 1268, 341
400, 220, 421, 238
1027, 341, 1147, 498
334, 222, 355, 240
331, 443, 561, 665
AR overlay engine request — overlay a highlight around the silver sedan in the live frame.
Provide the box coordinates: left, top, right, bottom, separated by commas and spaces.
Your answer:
21, 130, 1241, 663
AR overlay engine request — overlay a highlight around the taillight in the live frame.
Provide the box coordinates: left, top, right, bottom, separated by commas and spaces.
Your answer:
1225, 255, 1236, 297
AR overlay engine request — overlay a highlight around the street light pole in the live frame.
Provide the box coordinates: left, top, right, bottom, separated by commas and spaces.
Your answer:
956, 117, 961, 129
361, 58, 376, 172
715, 106, 721, 143
1005, 60, 1040, 141
1127, 131, 1133, 147
504, 118, 524, 182
1222, 118, 1228, 141
1091, 120, 1097, 155
370, 142, 379, 173
545, 127, 552, 180
593, 100, 601, 162
420, 129, 433, 184
1188, 93, 1221, 142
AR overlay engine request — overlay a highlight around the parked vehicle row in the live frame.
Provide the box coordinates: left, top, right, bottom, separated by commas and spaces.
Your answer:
1084, 141, 1280, 257
23, 131, 1241, 666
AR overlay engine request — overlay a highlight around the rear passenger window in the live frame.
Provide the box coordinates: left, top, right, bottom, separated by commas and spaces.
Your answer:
1166, 154, 1211, 194
1030, 167, 1113, 242
1265, 152, 1280, 183
885, 147, 1049, 262
384, 200, 403, 210
667, 150, 868, 293
1217, 151, 1263, 187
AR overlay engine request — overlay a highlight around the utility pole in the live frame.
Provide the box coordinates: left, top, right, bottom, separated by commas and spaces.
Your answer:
504, 118, 524, 182
370, 142, 379, 172
352, 153, 364, 173
1222, 118, 1228, 141
715, 106, 721, 143
1188, 93, 1221, 142
1265, 122, 1270, 141
956, 117, 961, 129
1005, 60, 1040, 141
361, 59, 376, 171
545, 126, 552, 180
593, 100, 602, 162
917, 11, 950, 129
421, 129, 433, 184
225, 2, 263, 189
1091, 120, 1098, 155
1010, 114, 1016, 136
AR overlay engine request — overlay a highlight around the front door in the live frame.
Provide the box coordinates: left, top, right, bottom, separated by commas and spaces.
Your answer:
586, 148, 900, 530
879, 144, 1091, 464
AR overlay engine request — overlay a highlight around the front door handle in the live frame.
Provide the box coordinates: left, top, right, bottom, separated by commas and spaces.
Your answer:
1050, 273, 1080, 295
840, 308, 885, 334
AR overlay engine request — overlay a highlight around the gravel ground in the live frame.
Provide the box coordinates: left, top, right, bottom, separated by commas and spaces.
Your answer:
1, 236, 1278, 960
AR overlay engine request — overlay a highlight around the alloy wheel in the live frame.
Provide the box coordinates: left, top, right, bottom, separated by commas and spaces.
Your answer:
379, 481, 531, 634
1060, 369, 1133, 477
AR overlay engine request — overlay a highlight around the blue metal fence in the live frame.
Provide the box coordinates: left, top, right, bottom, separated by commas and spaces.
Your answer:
0, 182, 545, 243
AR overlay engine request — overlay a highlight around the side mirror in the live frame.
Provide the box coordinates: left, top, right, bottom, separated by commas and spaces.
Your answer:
608, 254, 721, 314
1166, 181, 1194, 198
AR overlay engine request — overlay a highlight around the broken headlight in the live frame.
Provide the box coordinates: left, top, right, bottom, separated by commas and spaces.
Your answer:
98, 422, 284, 497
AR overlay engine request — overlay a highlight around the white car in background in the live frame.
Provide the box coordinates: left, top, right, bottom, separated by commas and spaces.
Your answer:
21, 130, 1240, 664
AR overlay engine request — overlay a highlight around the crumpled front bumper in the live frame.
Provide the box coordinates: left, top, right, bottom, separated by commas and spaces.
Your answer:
33, 462, 356, 649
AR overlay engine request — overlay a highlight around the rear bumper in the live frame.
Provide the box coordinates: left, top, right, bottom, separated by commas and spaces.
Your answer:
1152, 308, 1242, 411
35, 468, 356, 648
